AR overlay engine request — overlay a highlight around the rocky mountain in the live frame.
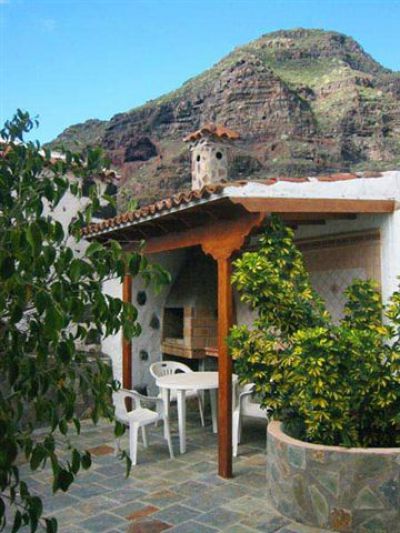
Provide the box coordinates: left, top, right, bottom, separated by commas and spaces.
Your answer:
48, 29, 400, 210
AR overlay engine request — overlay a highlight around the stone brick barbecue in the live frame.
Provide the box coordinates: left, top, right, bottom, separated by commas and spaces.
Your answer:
161, 249, 218, 360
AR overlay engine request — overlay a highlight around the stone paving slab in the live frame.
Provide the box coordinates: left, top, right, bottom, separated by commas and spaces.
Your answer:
167, 521, 218, 532
4, 406, 335, 532
79, 512, 127, 532
151, 504, 202, 526
127, 518, 171, 532
196, 507, 245, 529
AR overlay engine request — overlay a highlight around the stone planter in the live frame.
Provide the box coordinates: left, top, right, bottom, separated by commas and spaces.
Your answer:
267, 421, 400, 532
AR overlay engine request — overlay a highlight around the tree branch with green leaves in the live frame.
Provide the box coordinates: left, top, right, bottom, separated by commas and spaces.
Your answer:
0, 111, 170, 532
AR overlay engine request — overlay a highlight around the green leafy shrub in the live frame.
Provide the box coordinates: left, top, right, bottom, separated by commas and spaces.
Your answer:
229, 215, 400, 447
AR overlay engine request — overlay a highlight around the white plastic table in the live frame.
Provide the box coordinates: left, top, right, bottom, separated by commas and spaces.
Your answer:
156, 371, 238, 454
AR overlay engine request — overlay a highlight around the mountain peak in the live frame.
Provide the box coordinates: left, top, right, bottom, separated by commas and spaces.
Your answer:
48, 29, 400, 209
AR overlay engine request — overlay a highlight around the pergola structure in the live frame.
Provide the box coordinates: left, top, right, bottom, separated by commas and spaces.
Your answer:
84, 178, 395, 478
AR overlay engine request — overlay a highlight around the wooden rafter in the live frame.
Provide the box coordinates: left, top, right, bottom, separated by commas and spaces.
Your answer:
143, 211, 266, 256
231, 197, 395, 214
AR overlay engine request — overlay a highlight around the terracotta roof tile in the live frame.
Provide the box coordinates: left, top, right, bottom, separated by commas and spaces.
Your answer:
183, 123, 240, 142
82, 171, 389, 237
278, 177, 309, 183
360, 171, 383, 178
316, 173, 358, 182
82, 182, 226, 236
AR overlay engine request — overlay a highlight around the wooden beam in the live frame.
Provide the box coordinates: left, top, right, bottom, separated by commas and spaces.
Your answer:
144, 211, 266, 255
201, 216, 266, 479
217, 256, 233, 479
122, 274, 132, 390
287, 220, 326, 226
231, 197, 395, 214
278, 212, 357, 221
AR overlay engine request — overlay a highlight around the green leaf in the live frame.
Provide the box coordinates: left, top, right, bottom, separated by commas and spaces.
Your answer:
58, 419, 68, 436
86, 241, 103, 257
45, 304, 64, 332
81, 451, 91, 470
26, 222, 42, 256
45, 517, 58, 533
10, 304, 23, 324
35, 291, 51, 315
114, 421, 125, 438
57, 341, 72, 364
53, 221, 64, 243
125, 454, 132, 478
30, 445, 46, 471
110, 240, 121, 260
19, 481, 29, 498
86, 328, 100, 344
71, 449, 80, 475
8, 360, 19, 385
0, 256, 15, 279
69, 259, 82, 282
43, 435, 55, 454
127, 199, 138, 211
29, 496, 43, 521
72, 417, 81, 435
54, 469, 74, 492
0, 439, 18, 469
0, 497, 5, 521
128, 254, 141, 276
11, 510, 22, 533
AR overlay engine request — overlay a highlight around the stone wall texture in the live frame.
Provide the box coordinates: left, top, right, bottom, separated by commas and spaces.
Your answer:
267, 421, 400, 532
190, 138, 229, 190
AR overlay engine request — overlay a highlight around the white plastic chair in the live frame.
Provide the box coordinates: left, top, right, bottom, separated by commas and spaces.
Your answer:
232, 383, 269, 457
150, 361, 205, 426
112, 389, 174, 465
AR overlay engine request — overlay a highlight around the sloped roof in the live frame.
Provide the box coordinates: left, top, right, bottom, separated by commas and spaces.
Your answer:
82, 183, 226, 236
81, 170, 400, 237
183, 123, 240, 142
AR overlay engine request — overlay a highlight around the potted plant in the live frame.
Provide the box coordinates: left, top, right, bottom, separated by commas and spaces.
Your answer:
229, 216, 400, 532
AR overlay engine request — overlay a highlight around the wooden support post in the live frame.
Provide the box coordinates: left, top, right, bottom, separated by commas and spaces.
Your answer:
217, 256, 233, 478
122, 274, 132, 390
198, 212, 265, 479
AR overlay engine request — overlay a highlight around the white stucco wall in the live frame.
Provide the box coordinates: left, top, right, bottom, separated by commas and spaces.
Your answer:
130, 250, 187, 394
102, 277, 123, 381
234, 214, 400, 326
234, 290, 257, 329
45, 176, 109, 258
293, 212, 400, 304
380, 209, 400, 302
224, 170, 400, 201
44, 175, 122, 357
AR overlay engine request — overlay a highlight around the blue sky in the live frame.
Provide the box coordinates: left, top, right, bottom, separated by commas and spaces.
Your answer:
1, 0, 399, 143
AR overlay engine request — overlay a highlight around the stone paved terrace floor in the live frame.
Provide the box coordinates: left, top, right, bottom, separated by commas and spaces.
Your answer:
8, 403, 333, 533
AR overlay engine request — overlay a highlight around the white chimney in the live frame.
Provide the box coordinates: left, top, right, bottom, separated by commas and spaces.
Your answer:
184, 124, 240, 190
